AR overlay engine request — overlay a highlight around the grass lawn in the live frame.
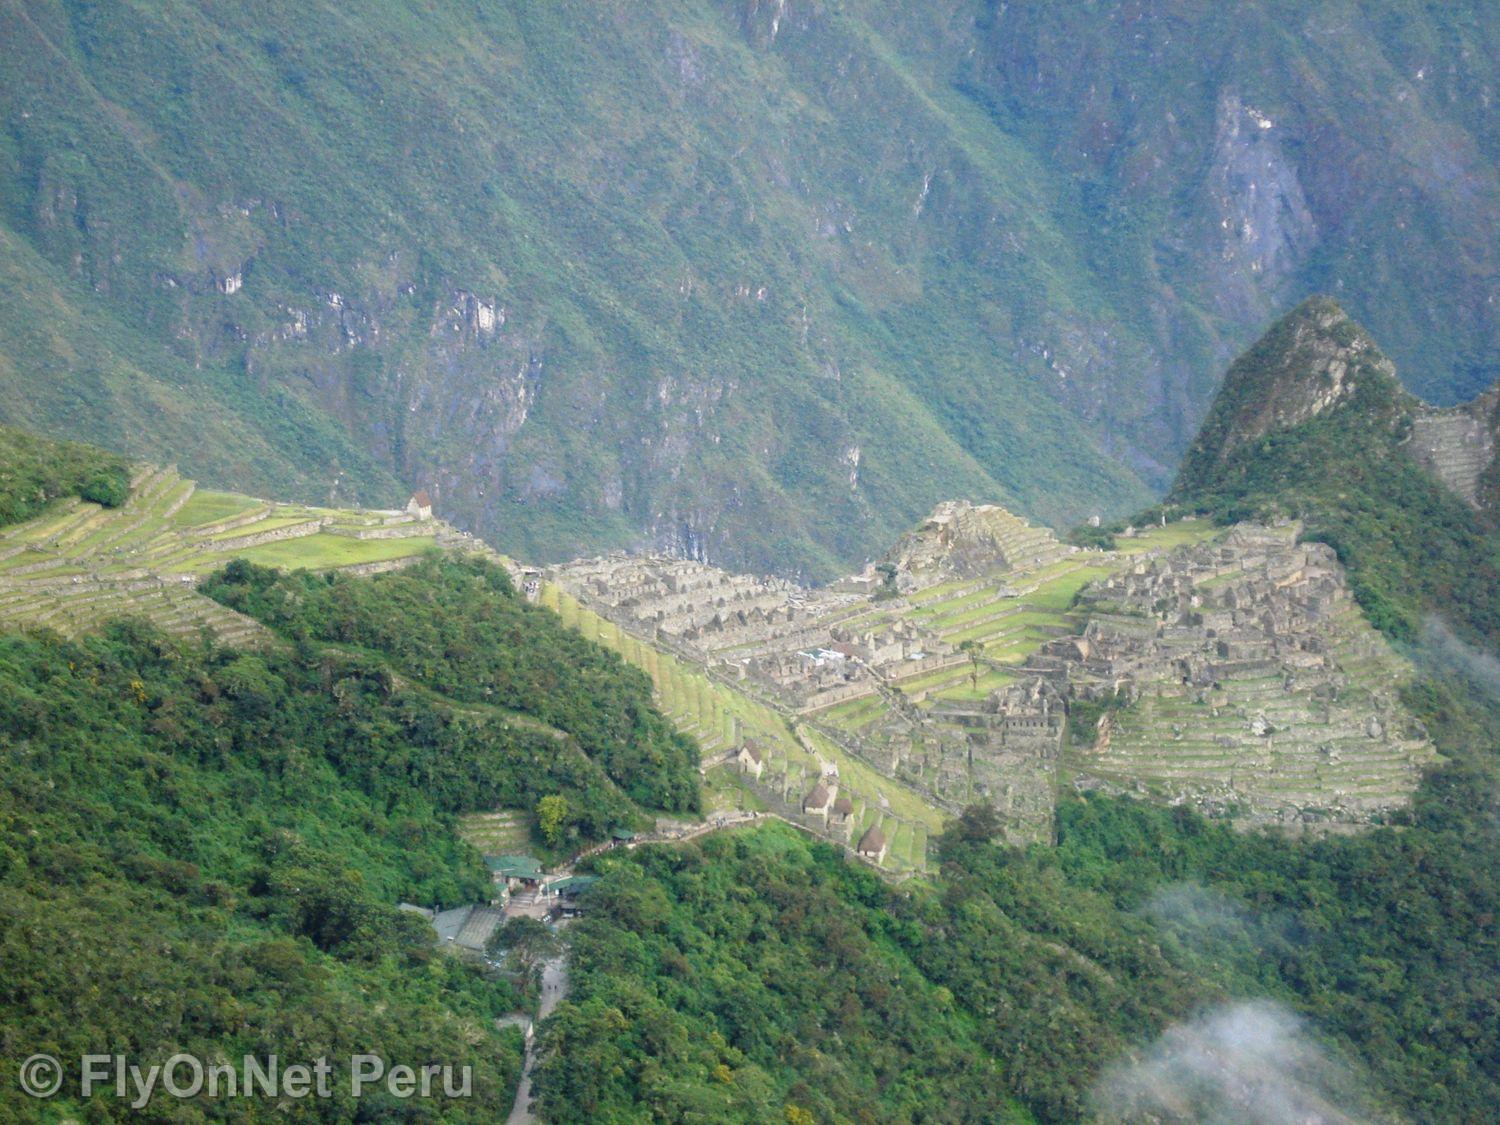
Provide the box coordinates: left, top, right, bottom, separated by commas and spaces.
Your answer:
206, 515, 316, 541
1114, 518, 1220, 554
172, 490, 263, 528
188, 533, 438, 573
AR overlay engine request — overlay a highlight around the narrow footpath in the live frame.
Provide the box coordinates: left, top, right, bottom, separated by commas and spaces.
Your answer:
504, 954, 570, 1125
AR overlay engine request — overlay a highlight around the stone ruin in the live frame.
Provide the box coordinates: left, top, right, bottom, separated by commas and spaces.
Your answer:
860, 499, 1074, 592
548, 552, 956, 712
550, 514, 1435, 842
1026, 523, 1436, 826
925, 677, 1066, 843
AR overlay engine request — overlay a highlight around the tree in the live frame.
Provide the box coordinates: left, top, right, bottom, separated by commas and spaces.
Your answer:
489, 916, 560, 985
951, 804, 1004, 844
537, 795, 569, 848
958, 639, 984, 692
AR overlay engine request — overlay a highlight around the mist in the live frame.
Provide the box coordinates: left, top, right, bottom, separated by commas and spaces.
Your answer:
1091, 1000, 1381, 1123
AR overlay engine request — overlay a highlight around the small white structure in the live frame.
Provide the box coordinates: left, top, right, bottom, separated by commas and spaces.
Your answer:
407, 489, 433, 520
737, 740, 764, 780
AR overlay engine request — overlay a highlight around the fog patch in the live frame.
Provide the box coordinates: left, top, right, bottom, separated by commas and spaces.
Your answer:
1422, 616, 1500, 698
1143, 881, 1256, 943
1092, 1000, 1383, 1123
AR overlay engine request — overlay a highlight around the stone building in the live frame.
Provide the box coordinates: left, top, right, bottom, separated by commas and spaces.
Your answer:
407, 489, 433, 520
856, 824, 888, 863
737, 740, 764, 780
803, 779, 836, 819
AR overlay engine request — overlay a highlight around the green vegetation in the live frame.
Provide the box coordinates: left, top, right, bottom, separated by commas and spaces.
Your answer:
541, 579, 947, 871
0, 423, 130, 527
537, 663, 1498, 1123
0, 620, 528, 1119
0, 518, 721, 1117
204, 555, 701, 818
533, 825, 1029, 1124
1170, 302, 1500, 645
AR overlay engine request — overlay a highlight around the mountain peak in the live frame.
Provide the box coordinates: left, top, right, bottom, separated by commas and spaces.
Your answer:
1173, 297, 1403, 489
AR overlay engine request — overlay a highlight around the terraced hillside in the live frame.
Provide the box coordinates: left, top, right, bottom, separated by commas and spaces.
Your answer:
537, 582, 945, 876
0, 464, 465, 643
1055, 524, 1439, 828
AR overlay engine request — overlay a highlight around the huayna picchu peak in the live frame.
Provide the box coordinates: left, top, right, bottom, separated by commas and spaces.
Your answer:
1174, 297, 1405, 484
1176, 295, 1500, 518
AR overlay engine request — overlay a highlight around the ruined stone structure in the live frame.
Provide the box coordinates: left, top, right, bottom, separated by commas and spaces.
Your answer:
927, 678, 1065, 842
1409, 386, 1500, 509
1037, 523, 1437, 826
548, 551, 954, 711
552, 508, 1434, 845
871, 500, 1073, 592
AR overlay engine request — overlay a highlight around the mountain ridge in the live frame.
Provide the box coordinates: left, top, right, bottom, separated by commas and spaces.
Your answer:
6, 2, 1500, 577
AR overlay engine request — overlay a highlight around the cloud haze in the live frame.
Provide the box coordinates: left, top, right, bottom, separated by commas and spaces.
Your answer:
1092, 1000, 1381, 1124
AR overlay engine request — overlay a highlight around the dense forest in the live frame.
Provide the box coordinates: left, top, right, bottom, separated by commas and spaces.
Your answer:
536, 657, 1498, 1123
0, 619, 518, 1118
0, 551, 702, 1118
533, 825, 1030, 1124
203, 554, 701, 820
0, 424, 131, 527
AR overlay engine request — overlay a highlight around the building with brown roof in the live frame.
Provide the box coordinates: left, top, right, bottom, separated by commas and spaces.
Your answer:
737, 739, 765, 780
803, 779, 835, 818
856, 823, 887, 863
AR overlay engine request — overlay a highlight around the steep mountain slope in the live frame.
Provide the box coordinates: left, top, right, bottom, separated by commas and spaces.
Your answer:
956, 1, 1500, 406
1170, 297, 1500, 647
4, 2, 1499, 576
0, 522, 705, 1117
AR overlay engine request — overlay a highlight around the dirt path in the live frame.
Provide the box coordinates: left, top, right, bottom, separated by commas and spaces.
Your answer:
504, 954, 569, 1123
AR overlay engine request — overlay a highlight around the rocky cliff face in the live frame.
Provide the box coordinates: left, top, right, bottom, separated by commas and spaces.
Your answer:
962, 1, 1500, 408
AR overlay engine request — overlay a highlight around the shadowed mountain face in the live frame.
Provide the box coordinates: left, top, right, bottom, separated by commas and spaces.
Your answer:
2, 2, 1498, 576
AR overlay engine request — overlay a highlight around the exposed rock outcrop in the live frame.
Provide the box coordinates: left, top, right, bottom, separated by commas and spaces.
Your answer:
876, 501, 1074, 591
